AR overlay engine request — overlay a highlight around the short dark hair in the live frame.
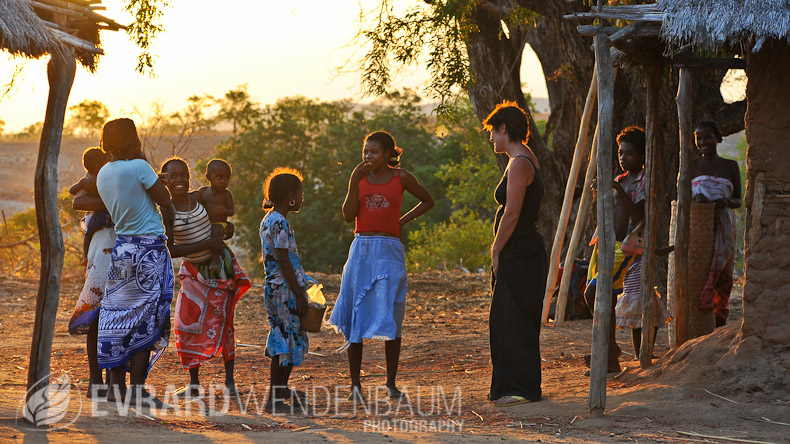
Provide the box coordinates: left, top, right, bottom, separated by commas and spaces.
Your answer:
82, 147, 108, 175
206, 158, 231, 175
160, 156, 189, 174
262, 167, 303, 210
482, 100, 531, 144
616, 126, 646, 157
364, 131, 403, 166
101, 118, 141, 156
695, 120, 723, 143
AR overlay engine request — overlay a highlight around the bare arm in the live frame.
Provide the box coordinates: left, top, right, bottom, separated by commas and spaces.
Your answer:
274, 248, 308, 316
163, 208, 224, 258
146, 180, 175, 223
342, 162, 371, 223
73, 194, 106, 212
398, 169, 435, 230
491, 158, 534, 273
225, 190, 234, 217
613, 181, 645, 222
69, 178, 85, 196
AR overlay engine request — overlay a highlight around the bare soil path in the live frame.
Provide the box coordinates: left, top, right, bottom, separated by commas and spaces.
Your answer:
0, 271, 787, 443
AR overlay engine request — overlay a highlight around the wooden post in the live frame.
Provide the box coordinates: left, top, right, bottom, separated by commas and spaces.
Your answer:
27, 50, 76, 409
589, 30, 616, 418
549, 65, 598, 326
639, 63, 662, 367
556, 131, 597, 326
672, 68, 693, 347
542, 68, 599, 325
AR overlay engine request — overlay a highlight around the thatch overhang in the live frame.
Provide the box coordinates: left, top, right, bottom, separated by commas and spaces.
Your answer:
658, 0, 790, 52
0, 0, 124, 71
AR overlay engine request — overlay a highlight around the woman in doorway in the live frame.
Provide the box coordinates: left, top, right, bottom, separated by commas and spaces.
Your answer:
691, 120, 741, 327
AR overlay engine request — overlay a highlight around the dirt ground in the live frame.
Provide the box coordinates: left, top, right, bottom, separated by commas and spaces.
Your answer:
0, 270, 788, 443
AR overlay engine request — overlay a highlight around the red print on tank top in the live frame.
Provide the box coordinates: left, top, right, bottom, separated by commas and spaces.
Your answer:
365, 194, 390, 210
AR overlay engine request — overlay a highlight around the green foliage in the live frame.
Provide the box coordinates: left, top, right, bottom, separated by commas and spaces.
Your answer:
209, 90, 501, 275
213, 91, 440, 274
216, 85, 261, 134
13, 121, 44, 140
434, 99, 500, 220
0, 189, 84, 276
66, 99, 110, 138
358, 1, 538, 115
123, 0, 171, 75
406, 210, 491, 271
359, 1, 475, 114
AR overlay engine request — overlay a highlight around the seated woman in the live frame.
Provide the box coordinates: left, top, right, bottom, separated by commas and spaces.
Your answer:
691, 120, 741, 327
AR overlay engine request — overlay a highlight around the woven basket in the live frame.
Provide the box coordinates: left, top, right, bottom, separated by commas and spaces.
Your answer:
668, 201, 716, 343
300, 303, 327, 333
687, 202, 716, 338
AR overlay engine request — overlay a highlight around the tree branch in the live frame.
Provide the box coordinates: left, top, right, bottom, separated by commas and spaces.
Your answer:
714, 100, 747, 136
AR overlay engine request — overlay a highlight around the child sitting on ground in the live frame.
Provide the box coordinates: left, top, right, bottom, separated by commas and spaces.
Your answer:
196, 159, 234, 269
259, 167, 311, 415
69, 147, 112, 266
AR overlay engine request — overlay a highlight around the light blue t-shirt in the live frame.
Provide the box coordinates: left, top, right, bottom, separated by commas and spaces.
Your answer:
97, 158, 164, 236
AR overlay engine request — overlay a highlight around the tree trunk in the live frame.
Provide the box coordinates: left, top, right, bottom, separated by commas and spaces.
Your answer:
27, 51, 75, 414
461, 0, 746, 287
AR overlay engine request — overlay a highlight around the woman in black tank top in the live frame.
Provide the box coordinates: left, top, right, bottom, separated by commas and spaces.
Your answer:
483, 101, 548, 406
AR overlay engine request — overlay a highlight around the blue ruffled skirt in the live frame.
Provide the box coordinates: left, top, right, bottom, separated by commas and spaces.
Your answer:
329, 235, 407, 345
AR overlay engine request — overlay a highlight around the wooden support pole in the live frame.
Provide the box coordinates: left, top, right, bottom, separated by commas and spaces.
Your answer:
556, 131, 598, 326
542, 64, 598, 325
27, 50, 75, 416
589, 30, 616, 418
639, 62, 662, 368
672, 68, 694, 347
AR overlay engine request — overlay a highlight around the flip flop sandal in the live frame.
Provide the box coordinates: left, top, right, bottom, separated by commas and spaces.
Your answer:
493, 396, 533, 407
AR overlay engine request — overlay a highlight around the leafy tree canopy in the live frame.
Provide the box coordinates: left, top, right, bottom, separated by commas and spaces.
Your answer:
66, 99, 110, 138
213, 89, 500, 274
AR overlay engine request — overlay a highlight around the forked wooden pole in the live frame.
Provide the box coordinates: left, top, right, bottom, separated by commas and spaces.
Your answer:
589, 29, 616, 418
672, 68, 694, 347
27, 50, 75, 410
542, 64, 599, 324
639, 62, 662, 367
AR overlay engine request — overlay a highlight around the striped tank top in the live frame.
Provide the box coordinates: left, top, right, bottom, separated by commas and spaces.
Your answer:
173, 199, 213, 264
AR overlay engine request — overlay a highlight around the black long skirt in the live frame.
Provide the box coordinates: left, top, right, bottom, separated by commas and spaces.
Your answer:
489, 232, 547, 401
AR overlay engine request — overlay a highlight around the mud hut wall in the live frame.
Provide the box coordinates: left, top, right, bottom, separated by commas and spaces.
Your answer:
742, 40, 790, 345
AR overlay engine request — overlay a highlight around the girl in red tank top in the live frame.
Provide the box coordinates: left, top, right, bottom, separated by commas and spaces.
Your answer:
331, 131, 434, 402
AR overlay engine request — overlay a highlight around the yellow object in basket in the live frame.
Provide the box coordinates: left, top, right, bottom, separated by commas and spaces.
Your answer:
306, 283, 326, 306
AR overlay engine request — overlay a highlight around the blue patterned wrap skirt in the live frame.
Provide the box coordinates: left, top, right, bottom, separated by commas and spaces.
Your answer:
97, 235, 173, 373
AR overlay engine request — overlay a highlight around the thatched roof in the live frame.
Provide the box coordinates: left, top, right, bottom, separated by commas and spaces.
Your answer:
658, 0, 790, 50
0, 0, 124, 70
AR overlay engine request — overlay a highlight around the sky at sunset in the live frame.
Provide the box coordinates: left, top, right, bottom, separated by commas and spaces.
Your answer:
0, 0, 549, 133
